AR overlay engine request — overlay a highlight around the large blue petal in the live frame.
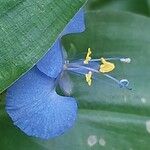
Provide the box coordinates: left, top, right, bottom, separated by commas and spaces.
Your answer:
37, 8, 85, 78
6, 67, 77, 139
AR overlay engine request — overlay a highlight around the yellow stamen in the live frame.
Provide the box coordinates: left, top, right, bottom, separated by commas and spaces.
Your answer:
84, 48, 92, 64
99, 58, 115, 73
85, 71, 92, 86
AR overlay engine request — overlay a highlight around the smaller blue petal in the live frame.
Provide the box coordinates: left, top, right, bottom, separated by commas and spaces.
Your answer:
6, 67, 77, 139
37, 41, 63, 78
59, 71, 73, 96
37, 8, 85, 78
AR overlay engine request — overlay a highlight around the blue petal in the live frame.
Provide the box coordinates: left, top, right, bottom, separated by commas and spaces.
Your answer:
6, 67, 77, 139
37, 8, 85, 78
37, 41, 63, 78
62, 9, 85, 35
59, 71, 73, 96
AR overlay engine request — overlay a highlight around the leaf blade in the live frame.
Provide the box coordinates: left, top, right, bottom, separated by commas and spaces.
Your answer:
0, 0, 86, 93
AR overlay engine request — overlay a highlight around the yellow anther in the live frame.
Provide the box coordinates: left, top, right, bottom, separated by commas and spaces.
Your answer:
84, 48, 92, 64
99, 58, 115, 73
85, 71, 92, 86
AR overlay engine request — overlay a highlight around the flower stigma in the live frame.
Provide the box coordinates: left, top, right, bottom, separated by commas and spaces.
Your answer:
64, 48, 131, 90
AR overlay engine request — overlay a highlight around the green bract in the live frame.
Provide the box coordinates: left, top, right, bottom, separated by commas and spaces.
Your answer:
0, 0, 86, 93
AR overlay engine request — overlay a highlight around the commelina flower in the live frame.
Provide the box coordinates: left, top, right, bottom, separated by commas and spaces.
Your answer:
6, 9, 131, 139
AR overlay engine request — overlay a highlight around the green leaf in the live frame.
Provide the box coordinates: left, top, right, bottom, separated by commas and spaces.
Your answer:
0, 0, 86, 93
86, 0, 150, 16
1, 10, 150, 150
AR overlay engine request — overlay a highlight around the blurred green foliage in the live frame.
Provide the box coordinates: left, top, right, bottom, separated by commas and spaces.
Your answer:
87, 0, 150, 16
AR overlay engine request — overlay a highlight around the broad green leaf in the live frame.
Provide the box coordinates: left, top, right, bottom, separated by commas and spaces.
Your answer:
86, 0, 150, 16
0, 0, 86, 93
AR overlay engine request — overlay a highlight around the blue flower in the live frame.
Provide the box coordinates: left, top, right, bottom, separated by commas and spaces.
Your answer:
6, 9, 131, 140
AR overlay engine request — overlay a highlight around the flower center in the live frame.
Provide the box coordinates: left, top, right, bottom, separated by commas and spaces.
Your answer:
64, 48, 131, 90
